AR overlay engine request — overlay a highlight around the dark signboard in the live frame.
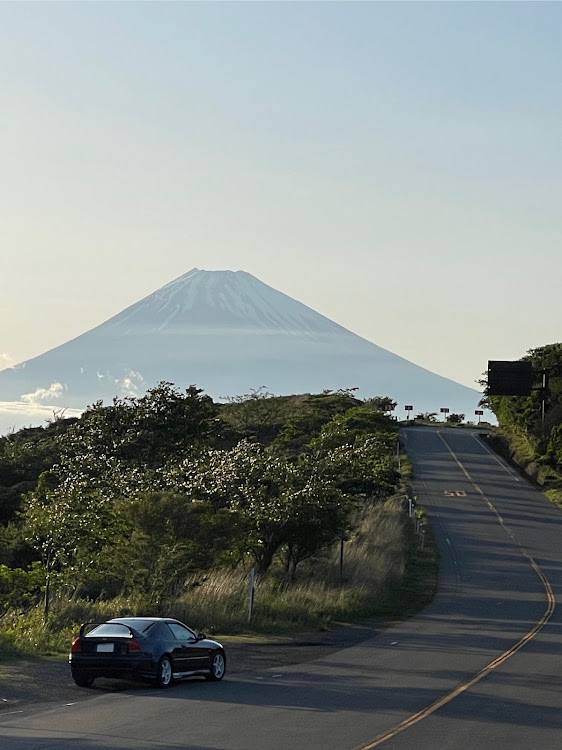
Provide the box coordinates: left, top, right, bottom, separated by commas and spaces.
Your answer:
440, 407, 449, 413
487, 360, 533, 397
475, 410, 484, 416
404, 405, 413, 411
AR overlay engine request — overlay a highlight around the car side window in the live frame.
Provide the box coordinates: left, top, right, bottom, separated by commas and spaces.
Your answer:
152, 622, 169, 639
166, 623, 196, 641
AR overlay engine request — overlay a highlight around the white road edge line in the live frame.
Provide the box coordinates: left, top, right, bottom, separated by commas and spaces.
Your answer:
470, 431, 520, 481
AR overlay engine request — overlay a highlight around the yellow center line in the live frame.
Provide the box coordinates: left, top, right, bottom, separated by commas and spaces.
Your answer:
353, 431, 556, 750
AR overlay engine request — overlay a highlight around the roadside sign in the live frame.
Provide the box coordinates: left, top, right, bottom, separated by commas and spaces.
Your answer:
487, 360, 533, 396
440, 408, 450, 413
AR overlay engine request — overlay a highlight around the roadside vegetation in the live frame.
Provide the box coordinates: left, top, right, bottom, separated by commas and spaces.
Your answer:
0, 385, 437, 657
412, 412, 467, 424
482, 342, 562, 506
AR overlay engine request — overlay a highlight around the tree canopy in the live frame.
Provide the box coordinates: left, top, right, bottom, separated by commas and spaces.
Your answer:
0, 382, 401, 619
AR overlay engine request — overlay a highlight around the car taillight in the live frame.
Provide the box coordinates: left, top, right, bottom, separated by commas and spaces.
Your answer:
71, 637, 82, 653
128, 638, 142, 653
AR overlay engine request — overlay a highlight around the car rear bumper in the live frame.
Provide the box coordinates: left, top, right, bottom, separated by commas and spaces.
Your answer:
70, 655, 156, 681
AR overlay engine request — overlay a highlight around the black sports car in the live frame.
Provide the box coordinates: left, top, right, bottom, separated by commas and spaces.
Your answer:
69, 617, 226, 688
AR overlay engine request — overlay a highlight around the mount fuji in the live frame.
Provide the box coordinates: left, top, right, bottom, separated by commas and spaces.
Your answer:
0, 269, 482, 427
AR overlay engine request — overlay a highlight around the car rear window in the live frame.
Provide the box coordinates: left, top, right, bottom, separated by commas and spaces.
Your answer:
85, 623, 133, 638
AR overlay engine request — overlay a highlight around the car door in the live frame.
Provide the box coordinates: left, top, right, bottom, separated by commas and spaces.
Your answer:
165, 622, 200, 672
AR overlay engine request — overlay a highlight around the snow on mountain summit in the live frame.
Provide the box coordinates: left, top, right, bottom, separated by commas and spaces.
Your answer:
102, 269, 345, 338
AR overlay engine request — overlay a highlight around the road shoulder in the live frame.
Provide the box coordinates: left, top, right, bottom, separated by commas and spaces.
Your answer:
0, 621, 388, 712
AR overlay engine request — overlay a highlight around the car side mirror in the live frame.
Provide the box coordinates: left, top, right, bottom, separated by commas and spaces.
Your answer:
196, 633, 207, 641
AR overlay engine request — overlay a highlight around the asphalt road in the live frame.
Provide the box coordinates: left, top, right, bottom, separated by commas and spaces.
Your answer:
1, 426, 562, 750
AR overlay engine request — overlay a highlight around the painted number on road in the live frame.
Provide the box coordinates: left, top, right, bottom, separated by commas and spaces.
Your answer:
444, 490, 467, 497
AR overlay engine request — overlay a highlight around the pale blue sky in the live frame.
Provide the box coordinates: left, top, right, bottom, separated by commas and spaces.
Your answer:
1, 1, 561, 414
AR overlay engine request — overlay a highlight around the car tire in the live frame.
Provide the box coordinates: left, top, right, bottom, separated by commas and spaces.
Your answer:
205, 650, 226, 682
71, 670, 95, 688
154, 656, 173, 688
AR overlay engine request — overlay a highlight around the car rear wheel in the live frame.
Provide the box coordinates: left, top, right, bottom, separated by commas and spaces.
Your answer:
206, 651, 226, 681
71, 670, 95, 688
154, 656, 173, 688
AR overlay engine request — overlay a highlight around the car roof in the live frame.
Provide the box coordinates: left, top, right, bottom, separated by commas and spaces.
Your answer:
107, 617, 184, 624
108, 617, 161, 622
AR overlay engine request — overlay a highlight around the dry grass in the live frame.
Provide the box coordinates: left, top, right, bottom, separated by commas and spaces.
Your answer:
0, 497, 437, 655
166, 498, 415, 635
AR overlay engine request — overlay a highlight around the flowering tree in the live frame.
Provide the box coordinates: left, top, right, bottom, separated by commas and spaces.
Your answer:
24, 474, 123, 622
20, 390, 400, 604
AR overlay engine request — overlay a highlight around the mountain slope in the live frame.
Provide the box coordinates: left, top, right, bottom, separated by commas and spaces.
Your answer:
0, 269, 482, 417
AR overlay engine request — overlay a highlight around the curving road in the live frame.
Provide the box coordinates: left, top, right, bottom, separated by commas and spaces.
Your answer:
1, 426, 562, 749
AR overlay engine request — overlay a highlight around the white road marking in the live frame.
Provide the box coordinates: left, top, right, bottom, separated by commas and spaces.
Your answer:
471, 432, 520, 481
